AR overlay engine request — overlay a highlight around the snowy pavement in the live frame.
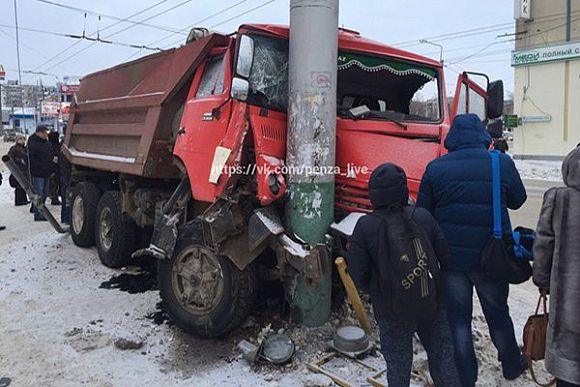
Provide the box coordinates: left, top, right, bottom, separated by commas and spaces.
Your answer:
514, 159, 562, 182
0, 143, 556, 386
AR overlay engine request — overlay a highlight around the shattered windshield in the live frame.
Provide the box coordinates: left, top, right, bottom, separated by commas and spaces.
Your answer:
244, 34, 441, 121
247, 34, 289, 111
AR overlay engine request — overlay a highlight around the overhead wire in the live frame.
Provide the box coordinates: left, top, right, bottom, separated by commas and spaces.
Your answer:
28, 0, 171, 75
393, 9, 580, 49
41, 0, 197, 73
35, 0, 186, 35
0, 23, 162, 51
144, 0, 253, 48
161, 0, 279, 49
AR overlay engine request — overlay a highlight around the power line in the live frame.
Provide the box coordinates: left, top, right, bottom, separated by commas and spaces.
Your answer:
162, 0, 279, 49
209, 0, 278, 29
145, 0, 253, 48
42, 0, 196, 73
0, 23, 162, 51
102, 0, 195, 40
0, 24, 67, 72
35, 0, 187, 35
28, 0, 171, 75
393, 9, 580, 49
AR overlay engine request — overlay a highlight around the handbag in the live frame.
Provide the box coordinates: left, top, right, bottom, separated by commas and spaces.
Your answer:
481, 151, 533, 284
523, 292, 555, 386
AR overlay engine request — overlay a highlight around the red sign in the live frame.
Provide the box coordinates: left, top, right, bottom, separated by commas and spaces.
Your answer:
60, 84, 79, 95
0, 64, 5, 80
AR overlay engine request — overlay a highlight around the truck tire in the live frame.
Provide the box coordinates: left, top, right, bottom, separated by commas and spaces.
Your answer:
95, 191, 137, 268
158, 220, 257, 338
70, 182, 100, 247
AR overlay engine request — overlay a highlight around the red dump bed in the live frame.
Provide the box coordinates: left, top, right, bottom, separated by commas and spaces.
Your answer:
63, 34, 227, 178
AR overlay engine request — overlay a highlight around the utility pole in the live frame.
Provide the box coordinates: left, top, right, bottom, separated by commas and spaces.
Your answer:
286, 0, 339, 326
566, 0, 572, 42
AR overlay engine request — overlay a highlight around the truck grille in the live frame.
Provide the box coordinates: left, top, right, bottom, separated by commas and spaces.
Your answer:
335, 179, 372, 212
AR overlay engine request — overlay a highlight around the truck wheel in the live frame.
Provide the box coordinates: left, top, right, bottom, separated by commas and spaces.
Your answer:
158, 221, 257, 338
70, 182, 100, 247
95, 191, 137, 268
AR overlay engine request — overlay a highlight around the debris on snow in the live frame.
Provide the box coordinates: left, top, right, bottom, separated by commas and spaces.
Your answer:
114, 338, 145, 351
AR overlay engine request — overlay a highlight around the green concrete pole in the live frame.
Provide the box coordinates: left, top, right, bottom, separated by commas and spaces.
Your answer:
286, 0, 339, 326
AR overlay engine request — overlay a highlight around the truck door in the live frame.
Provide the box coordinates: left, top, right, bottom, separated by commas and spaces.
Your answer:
450, 72, 488, 121
173, 49, 233, 202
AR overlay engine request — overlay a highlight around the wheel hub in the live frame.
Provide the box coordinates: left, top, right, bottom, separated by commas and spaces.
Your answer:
172, 246, 224, 314
72, 196, 84, 235
99, 207, 113, 251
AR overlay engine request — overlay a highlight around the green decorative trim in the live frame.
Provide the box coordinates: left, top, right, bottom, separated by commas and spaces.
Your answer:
337, 52, 436, 80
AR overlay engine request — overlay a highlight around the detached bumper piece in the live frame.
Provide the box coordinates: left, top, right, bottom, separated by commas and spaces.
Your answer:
1, 154, 68, 234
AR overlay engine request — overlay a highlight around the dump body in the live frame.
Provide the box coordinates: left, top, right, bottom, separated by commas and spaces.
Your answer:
63, 34, 227, 178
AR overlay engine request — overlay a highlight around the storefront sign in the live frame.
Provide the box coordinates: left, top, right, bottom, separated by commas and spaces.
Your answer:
41, 101, 60, 117
60, 84, 79, 95
512, 41, 580, 67
521, 115, 551, 123
515, 0, 532, 20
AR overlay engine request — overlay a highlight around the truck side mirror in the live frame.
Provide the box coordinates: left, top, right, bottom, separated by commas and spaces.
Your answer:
486, 80, 504, 119
236, 35, 254, 79
231, 78, 249, 101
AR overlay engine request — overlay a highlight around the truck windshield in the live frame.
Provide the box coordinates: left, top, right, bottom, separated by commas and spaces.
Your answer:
245, 34, 441, 122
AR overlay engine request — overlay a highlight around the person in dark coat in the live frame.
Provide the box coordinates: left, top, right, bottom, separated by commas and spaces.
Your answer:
533, 147, 580, 387
347, 163, 460, 387
7, 134, 29, 205
417, 113, 528, 387
27, 125, 54, 221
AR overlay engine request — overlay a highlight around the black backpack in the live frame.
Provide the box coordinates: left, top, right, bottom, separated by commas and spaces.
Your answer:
372, 206, 440, 321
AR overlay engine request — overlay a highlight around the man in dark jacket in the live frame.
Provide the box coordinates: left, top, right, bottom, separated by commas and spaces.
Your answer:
417, 114, 528, 386
347, 163, 460, 387
534, 147, 580, 387
7, 134, 29, 205
27, 125, 54, 221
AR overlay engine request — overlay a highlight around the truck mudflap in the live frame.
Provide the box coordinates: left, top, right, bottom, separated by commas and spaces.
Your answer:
1, 154, 68, 234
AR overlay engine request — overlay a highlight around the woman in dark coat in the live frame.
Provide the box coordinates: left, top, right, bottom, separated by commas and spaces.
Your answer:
7, 135, 29, 206
533, 146, 580, 387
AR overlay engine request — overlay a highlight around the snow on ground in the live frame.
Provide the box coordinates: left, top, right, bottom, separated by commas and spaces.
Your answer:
0, 142, 554, 386
515, 159, 563, 182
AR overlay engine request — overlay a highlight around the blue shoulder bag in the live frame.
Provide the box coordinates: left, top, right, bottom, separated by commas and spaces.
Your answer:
480, 151, 533, 284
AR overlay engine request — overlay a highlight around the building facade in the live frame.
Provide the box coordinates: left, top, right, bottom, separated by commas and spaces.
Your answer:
512, 0, 580, 159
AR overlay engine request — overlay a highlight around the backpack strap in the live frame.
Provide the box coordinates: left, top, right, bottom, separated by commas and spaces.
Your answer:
490, 150, 503, 240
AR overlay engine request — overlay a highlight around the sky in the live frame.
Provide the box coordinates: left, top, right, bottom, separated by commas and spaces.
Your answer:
0, 0, 518, 94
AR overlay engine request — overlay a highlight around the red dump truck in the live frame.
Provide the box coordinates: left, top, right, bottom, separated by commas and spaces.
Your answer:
62, 24, 503, 338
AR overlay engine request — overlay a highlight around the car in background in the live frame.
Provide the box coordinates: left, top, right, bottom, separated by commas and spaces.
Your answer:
2, 129, 16, 142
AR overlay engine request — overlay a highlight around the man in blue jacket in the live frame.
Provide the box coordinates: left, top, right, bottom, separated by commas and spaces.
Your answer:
417, 113, 528, 387
347, 163, 460, 387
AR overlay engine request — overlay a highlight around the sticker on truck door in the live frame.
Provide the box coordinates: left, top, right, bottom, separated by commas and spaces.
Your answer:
209, 146, 232, 183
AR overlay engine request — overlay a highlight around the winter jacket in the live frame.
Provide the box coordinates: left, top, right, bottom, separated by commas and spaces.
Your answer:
8, 143, 28, 175
346, 163, 450, 320
27, 133, 55, 178
417, 114, 527, 272
533, 147, 580, 384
